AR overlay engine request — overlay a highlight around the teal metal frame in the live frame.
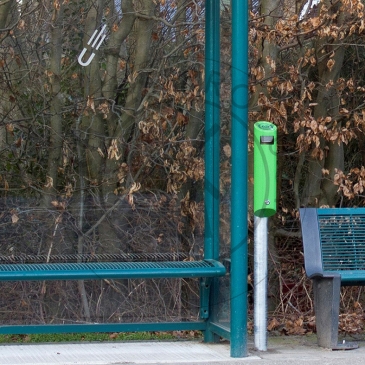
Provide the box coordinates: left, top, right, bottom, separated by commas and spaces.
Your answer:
204, 0, 221, 344
230, 0, 249, 357
204, 0, 249, 357
0, 0, 250, 358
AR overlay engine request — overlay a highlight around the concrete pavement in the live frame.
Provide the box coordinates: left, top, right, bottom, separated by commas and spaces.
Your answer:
0, 335, 364, 365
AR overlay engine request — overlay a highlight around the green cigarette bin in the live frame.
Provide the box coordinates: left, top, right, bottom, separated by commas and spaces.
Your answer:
254, 121, 277, 217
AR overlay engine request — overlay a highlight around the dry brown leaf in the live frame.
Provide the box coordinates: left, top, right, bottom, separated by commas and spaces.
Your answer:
267, 317, 280, 331
223, 144, 231, 158
327, 59, 335, 72
11, 213, 19, 224
44, 176, 53, 188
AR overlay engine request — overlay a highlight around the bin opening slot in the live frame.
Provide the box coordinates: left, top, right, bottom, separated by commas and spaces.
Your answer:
260, 136, 274, 144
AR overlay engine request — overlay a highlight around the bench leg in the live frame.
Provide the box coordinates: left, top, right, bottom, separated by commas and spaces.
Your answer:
313, 276, 340, 349
202, 277, 220, 343
313, 275, 357, 350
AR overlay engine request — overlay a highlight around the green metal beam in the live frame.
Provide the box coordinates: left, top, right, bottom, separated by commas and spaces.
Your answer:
0, 322, 207, 335
208, 322, 231, 340
204, 0, 221, 344
204, 0, 220, 262
230, 0, 249, 358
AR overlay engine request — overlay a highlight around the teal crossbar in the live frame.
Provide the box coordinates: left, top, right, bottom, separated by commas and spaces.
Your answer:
0, 322, 208, 335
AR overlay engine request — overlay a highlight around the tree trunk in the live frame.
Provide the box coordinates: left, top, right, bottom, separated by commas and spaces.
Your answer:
301, 1, 346, 207
248, 0, 282, 210
112, 0, 155, 153
0, 1, 17, 153
41, 3, 65, 209
101, 0, 136, 198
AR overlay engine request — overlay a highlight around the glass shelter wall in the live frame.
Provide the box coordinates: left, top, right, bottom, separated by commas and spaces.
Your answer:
0, 0, 211, 327
0, 0, 240, 337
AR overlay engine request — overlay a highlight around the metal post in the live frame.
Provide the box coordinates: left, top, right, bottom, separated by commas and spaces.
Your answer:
254, 216, 268, 351
204, 0, 220, 342
204, 0, 220, 261
230, 0, 249, 358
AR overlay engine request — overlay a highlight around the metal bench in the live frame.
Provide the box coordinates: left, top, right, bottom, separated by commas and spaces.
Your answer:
299, 207, 365, 350
0, 253, 226, 335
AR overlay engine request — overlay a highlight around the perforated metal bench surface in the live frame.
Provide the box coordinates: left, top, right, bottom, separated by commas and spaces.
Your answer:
0, 259, 226, 281
299, 207, 365, 349
300, 207, 365, 284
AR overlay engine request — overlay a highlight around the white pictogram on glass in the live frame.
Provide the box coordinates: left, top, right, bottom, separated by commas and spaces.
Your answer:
78, 24, 107, 66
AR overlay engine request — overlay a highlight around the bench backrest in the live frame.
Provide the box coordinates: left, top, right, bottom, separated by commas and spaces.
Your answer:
300, 208, 365, 280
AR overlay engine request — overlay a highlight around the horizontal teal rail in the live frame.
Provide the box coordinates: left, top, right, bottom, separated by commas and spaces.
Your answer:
336, 271, 365, 284
0, 260, 226, 281
208, 322, 230, 340
0, 321, 207, 335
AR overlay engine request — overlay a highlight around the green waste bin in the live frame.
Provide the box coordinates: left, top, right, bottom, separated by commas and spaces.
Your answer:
254, 121, 277, 217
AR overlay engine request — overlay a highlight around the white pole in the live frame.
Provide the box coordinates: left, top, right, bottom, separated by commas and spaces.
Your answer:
254, 215, 268, 351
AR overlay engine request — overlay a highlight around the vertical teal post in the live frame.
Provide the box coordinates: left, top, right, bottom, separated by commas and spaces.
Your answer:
204, 0, 220, 264
230, 0, 249, 358
204, 0, 220, 342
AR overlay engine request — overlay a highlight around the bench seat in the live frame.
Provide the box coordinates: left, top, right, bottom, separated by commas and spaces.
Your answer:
0, 259, 226, 281
300, 207, 365, 350
0, 257, 226, 334
300, 207, 365, 280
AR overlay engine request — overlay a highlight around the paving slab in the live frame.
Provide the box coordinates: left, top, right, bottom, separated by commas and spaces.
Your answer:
252, 335, 365, 365
0, 341, 258, 365
0, 336, 364, 365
